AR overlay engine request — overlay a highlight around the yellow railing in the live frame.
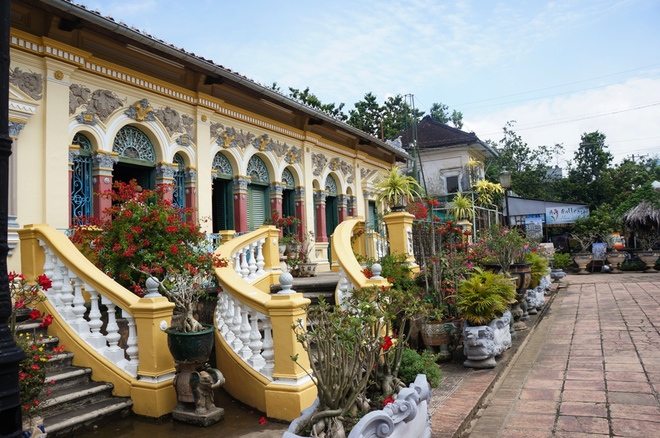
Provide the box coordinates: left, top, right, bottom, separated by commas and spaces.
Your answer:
18, 224, 176, 418
213, 225, 316, 421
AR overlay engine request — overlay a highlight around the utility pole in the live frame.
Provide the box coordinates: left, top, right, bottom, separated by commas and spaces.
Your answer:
0, 1, 26, 436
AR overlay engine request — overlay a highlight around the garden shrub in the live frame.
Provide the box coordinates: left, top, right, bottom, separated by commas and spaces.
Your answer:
398, 348, 442, 388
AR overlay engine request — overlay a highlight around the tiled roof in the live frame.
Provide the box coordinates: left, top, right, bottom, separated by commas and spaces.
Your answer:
400, 115, 481, 149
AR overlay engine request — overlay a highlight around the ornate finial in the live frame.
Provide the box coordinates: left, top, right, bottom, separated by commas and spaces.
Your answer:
144, 276, 161, 298
371, 263, 383, 279
278, 272, 295, 295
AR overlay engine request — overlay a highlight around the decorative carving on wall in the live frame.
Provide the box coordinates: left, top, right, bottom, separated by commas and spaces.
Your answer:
182, 114, 195, 142
8, 121, 26, 138
285, 146, 302, 164
156, 163, 176, 179
360, 167, 374, 181
217, 127, 235, 148
176, 134, 191, 146
69, 84, 91, 114
76, 110, 98, 126
93, 152, 119, 169
125, 98, 156, 122
233, 129, 255, 150
86, 90, 124, 122
9, 67, 43, 100
270, 139, 288, 158
253, 134, 272, 152
210, 122, 224, 140
311, 152, 327, 176
341, 162, 354, 183
155, 107, 182, 136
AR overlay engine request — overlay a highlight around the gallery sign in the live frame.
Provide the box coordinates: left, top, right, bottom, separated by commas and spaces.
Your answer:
545, 205, 589, 225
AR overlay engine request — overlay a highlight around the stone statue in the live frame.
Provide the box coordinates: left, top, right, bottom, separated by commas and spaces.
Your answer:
191, 368, 225, 415
463, 310, 512, 369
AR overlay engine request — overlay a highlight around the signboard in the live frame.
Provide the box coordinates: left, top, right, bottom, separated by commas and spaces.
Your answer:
545, 206, 589, 225
525, 215, 544, 239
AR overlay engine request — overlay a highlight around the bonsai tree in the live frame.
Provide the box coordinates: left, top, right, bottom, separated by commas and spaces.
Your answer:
456, 268, 516, 326
375, 165, 424, 210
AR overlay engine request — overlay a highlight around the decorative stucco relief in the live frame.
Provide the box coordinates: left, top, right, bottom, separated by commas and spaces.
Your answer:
360, 167, 374, 181
217, 127, 254, 150
155, 107, 184, 136
69, 84, 91, 114
285, 146, 302, 164
125, 98, 156, 122
210, 122, 224, 140
311, 152, 327, 176
9, 67, 42, 100
86, 90, 124, 122
253, 134, 272, 152
329, 157, 355, 183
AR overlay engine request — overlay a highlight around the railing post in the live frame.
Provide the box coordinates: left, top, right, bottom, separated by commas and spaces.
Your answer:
129, 296, 177, 417
264, 292, 316, 420
383, 212, 419, 272
261, 225, 282, 275
18, 224, 46, 281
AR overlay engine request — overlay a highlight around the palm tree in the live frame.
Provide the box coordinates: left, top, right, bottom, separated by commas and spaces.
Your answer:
375, 165, 424, 210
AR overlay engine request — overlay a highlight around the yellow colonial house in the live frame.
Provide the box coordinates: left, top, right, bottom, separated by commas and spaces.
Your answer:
7, 0, 416, 430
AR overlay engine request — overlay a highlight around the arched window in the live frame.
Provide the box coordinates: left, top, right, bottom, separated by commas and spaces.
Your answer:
325, 174, 339, 259
247, 155, 269, 231
173, 153, 186, 209
282, 168, 295, 218
212, 153, 234, 232
112, 126, 156, 189
71, 133, 93, 223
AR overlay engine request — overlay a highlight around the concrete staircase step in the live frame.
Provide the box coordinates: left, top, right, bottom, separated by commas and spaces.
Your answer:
47, 366, 93, 390
43, 397, 133, 436
40, 381, 115, 417
47, 351, 75, 369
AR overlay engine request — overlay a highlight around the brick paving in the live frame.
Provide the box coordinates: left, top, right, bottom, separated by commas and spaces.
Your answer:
439, 272, 660, 438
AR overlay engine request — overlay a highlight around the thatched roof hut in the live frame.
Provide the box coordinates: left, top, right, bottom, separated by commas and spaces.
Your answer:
622, 201, 660, 228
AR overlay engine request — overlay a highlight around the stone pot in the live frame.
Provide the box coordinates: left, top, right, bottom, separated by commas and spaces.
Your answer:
638, 251, 659, 271
573, 253, 593, 274
606, 252, 627, 273
509, 263, 532, 294
164, 324, 215, 363
297, 262, 317, 277
420, 320, 458, 361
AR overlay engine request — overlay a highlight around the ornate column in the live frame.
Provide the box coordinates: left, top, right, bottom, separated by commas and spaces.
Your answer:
347, 195, 356, 217
92, 152, 118, 223
68, 146, 80, 225
184, 168, 197, 223
314, 190, 328, 243
383, 211, 419, 273
337, 194, 348, 223
269, 182, 284, 220
294, 187, 306, 241
233, 176, 248, 233
155, 162, 176, 204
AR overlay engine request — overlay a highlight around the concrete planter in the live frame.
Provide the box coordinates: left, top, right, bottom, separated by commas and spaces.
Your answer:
284, 374, 432, 438
463, 310, 512, 369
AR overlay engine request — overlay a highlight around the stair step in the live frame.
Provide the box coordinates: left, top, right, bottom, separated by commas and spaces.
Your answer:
40, 381, 114, 417
47, 366, 93, 390
48, 351, 75, 370
44, 397, 133, 436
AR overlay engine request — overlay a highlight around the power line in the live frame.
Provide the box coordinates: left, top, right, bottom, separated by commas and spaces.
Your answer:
449, 63, 660, 109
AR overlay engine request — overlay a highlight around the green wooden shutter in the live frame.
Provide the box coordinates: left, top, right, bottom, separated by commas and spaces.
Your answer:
248, 185, 267, 231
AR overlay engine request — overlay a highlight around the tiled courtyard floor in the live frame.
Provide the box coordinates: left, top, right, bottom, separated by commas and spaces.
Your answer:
450, 272, 660, 438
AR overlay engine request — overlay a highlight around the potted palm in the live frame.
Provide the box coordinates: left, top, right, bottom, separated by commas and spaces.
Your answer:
456, 268, 516, 368
374, 165, 424, 211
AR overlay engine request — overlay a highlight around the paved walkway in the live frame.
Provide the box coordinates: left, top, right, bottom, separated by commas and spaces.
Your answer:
455, 272, 660, 437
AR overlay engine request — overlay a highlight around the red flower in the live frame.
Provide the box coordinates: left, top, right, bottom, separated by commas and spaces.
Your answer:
29, 309, 41, 320
381, 336, 393, 351
37, 274, 52, 291
259, 416, 268, 425
362, 268, 373, 279
40, 314, 53, 328
382, 397, 395, 406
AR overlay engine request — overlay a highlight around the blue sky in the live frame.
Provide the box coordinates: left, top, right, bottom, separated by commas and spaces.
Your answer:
79, 0, 660, 166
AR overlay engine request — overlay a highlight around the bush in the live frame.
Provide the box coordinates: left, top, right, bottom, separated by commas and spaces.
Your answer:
620, 258, 647, 271
552, 252, 573, 271
398, 348, 442, 388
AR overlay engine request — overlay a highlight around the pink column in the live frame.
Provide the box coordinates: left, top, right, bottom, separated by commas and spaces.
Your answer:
337, 194, 348, 223
233, 176, 248, 233
185, 169, 197, 224
92, 152, 117, 223
295, 187, 306, 241
270, 182, 284, 222
347, 196, 356, 217
155, 163, 175, 204
314, 191, 328, 243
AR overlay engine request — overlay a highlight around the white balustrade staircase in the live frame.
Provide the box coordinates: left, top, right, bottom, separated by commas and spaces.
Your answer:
15, 319, 133, 437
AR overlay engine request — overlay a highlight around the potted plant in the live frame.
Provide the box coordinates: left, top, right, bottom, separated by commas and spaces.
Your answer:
449, 192, 473, 221
551, 252, 573, 278
635, 232, 660, 271
263, 210, 301, 256
374, 165, 424, 211
456, 268, 516, 368
286, 231, 317, 277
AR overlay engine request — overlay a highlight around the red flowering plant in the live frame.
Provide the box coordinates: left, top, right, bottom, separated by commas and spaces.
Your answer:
70, 180, 228, 332
8, 272, 61, 420
263, 210, 301, 245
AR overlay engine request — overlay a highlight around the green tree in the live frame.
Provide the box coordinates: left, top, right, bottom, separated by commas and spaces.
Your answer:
429, 102, 464, 129
485, 121, 564, 200
347, 92, 383, 136
288, 86, 348, 121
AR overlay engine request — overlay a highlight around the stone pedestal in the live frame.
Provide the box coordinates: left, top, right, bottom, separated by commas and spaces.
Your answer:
171, 360, 225, 427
